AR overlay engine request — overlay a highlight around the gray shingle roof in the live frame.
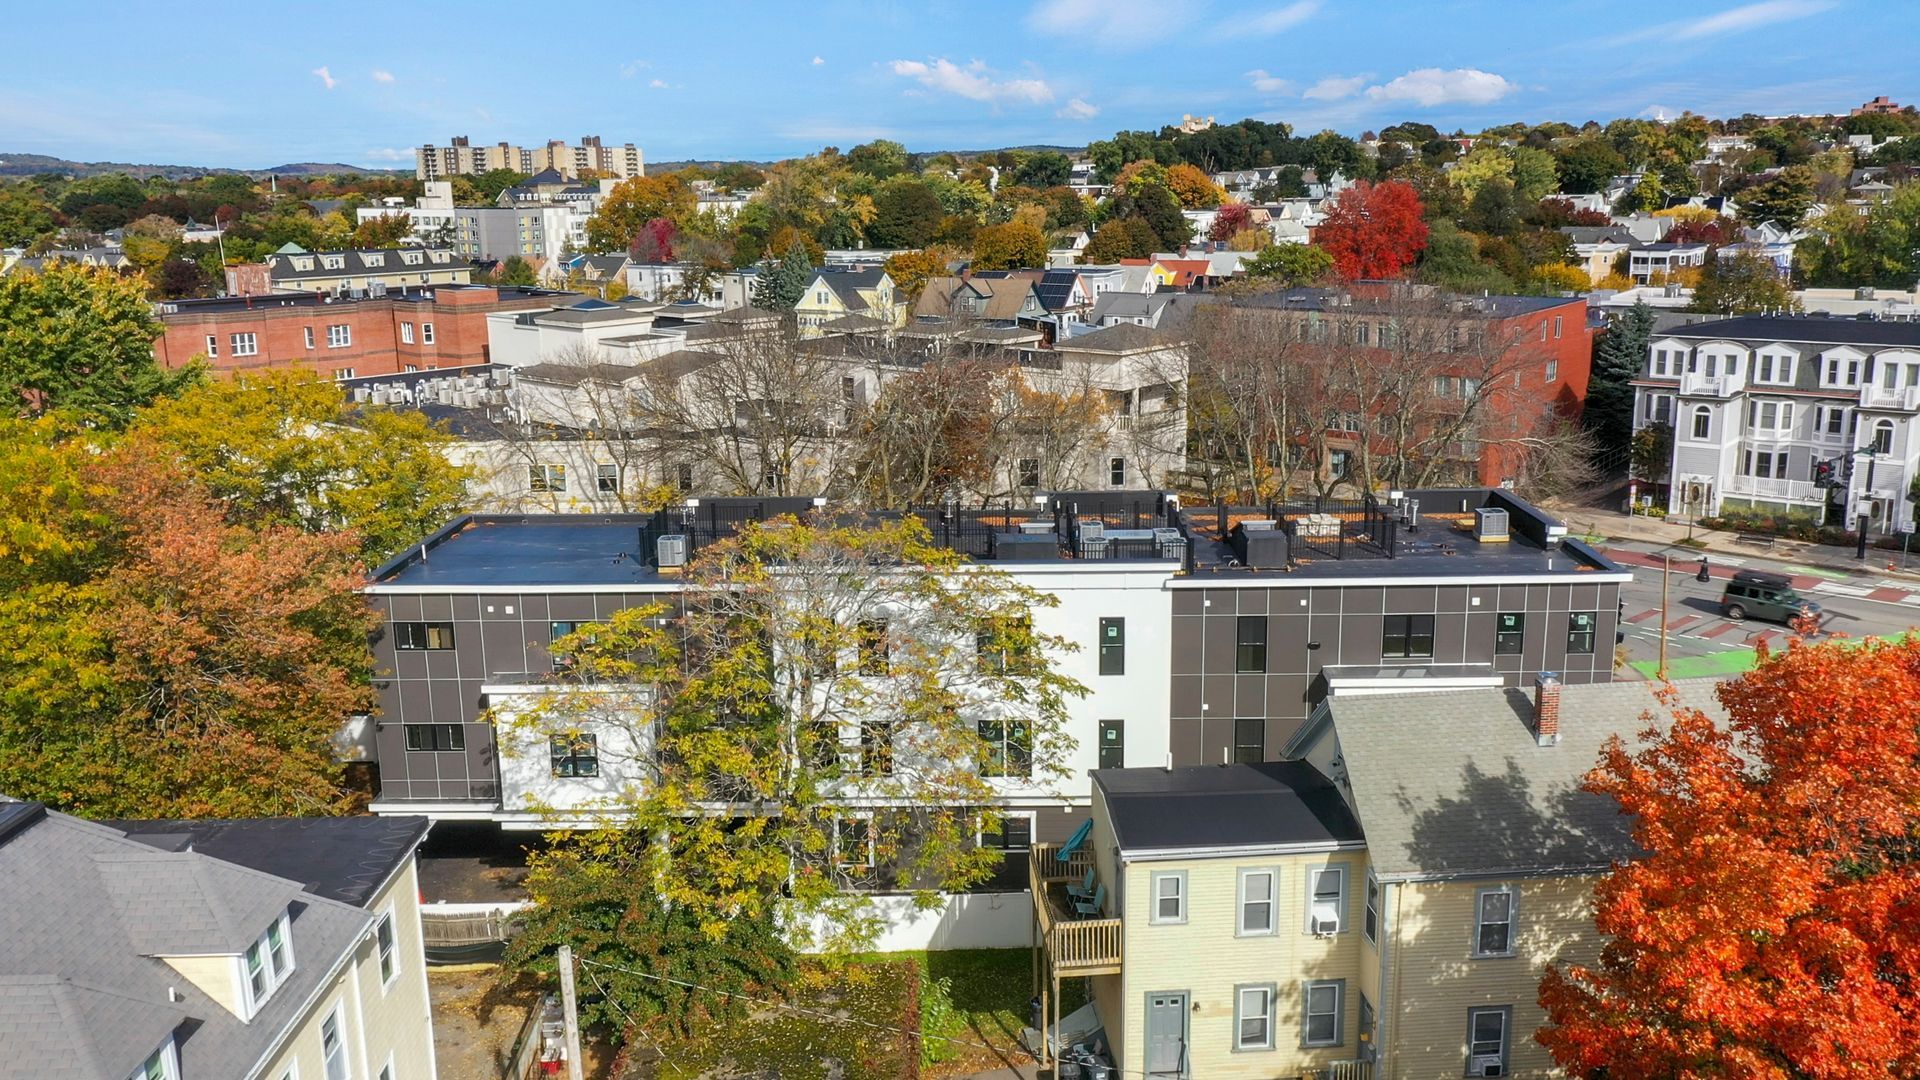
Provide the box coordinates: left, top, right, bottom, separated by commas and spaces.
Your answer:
1058, 321, 1172, 353
1664, 315, 1920, 349
0, 804, 382, 1080
267, 247, 470, 282
1329, 679, 1727, 881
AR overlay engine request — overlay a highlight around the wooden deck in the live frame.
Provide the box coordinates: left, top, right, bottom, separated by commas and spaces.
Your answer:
1029, 841, 1122, 976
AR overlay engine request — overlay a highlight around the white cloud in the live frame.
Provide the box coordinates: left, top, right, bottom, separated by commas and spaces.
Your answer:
887, 58, 1054, 104
370, 69, 394, 84
812, 55, 826, 66
1303, 74, 1368, 100
311, 66, 337, 90
1363, 68, 1516, 107
620, 59, 651, 79
649, 78, 671, 89
1028, 0, 1177, 49
364, 147, 411, 162
1640, 103, 1677, 120
1244, 0, 1321, 35
1607, 0, 1834, 45
1245, 69, 1292, 94
1056, 98, 1100, 120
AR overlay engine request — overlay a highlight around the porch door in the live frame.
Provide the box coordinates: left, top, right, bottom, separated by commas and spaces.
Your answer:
1145, 992, 1188, 1078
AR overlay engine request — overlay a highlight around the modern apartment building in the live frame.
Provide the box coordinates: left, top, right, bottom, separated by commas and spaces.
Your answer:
152, 284, 569, 378
1632, 315, 1920, 532
415, 135, 644, 181
0, 802, 434, 1080
1032, 678, 1724, 1080
226, 246, 472, 297
356, 487, 1622, 821
355, 180, 603, 262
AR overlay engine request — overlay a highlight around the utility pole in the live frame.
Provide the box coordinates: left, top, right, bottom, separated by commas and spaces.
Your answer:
1659, 553, 1671, 680
557, 944, 586, 1080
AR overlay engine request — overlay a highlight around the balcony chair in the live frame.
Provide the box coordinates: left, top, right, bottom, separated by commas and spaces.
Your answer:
1065, 867, 1096, 902
1073, 882, 1106, 918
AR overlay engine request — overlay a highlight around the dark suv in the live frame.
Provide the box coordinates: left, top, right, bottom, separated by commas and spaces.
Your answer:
1720, 568, 1821, 624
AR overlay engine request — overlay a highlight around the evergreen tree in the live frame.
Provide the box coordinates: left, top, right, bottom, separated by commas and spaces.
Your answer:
1586, 300, 1655, 453
752, 240, 814, 311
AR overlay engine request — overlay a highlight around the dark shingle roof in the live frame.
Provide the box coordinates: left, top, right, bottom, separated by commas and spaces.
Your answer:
267, 247, 470, 282
1331, 680, 1726, 881
1058, 321, 1173, 352
112, 816, 429, 908
1095, 762, 1364, 854
1664, 315, 1920, 348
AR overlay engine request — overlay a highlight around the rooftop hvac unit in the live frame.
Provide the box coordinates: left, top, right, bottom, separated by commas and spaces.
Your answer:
351, 388, 371, 403
1018, 520, 1055, 535
1240, 518, 1277, 531
1473, 507, 1510, 542
1079, 518, 1105, 539
1858, 286, 1878, 301
457, 389, 479, 407
1154, 527, 1187, 559
656, 534, 689, 568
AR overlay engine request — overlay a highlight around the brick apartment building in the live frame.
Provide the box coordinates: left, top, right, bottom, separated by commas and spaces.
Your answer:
153, 284, 572, 379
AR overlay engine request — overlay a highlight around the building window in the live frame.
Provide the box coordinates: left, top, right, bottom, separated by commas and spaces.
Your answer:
204, 334, 218, 357
375, 906, 399, 986
976, 614, 1036, 675
321, 1004, 350, 1080
860, 721, 895, 775
1098, 617, 1125, 676
404, 724, 464, 751
1567, 611, 1597, 654
401, 322, 415, 344
977, 718, 1031, 777
1018, 458, 1041, 488
529, 463, 567, 493
1150, 870, 1187, 924
422, 322, 434, 344
1108, 457, 1127, 486
676, 463, 694, 491
1364, 871, 1380, 944
1691, 405, 1711, 440
1234, 718, 1264, 763
979, 812, 1032, 851
1823, 355, 1861, 387
230, 332, 258, 356
1238, 868, 1277, 935
1494, 613, 1524, 655
131, 1042, 179, 1080
1302, 980, 1343, 1047
326, 324, 351, 348
1307, 865, 1346, 934
1474, 887, 1516, 957
1098, 719, 1124, 769
596, 463, 620, 493
332, 367, 355, 380
548, 621, 580, 671
1382, 614, 1435, 659
1553, 315, 1563, 339
241, 914, 295, 1017
304, 326, 316, 349
1235, 615, 1267, 673
404, 364, 419, 373
394, 621, 455, 650
1467, 1007, 1512, 1077
1234, 984, 1276, 1051
856, 618, 890, 675
1873, 419, 1895, 455
550, 734, 599, 777
833, 815, 874, 869
1544, 359, 1558, 383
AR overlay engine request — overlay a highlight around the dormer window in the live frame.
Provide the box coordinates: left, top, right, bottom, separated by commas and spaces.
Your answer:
239, 913, 295, 1018
130, 1039, 180, 1080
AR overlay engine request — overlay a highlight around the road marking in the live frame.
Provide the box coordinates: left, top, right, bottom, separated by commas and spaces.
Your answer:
1700, 622, 1738, 638
1812, 582, 1874, 597
1667, 614, 1701, 631
1627, 609, 1661, 624
1868, 587, 1910, 603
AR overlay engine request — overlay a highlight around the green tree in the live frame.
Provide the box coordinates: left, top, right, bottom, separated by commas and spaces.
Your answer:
1689, 252, 1797, 316
0, 263, 201, 428
503, 830, 798, 1033
1587, 301, 1655, 452
495, 516, 1085, 952
752, 240, 814, 311
1631, 422, 1673, 486
585, 174, 696, 252
1447, 147, 1515, 199
1241, 243, 1334, 285
846, 139, 910, 179
970, 220, 1047, 271
1509, 146, 1560, 202
0, 183, 58, 246
127, 371, 472, 564
1013, 151, 1073, 189
1125, 183, 1194, 251
1082, 217, 1159, 262
868, 179, 945, 249
1463, 179, 1521, 236
470, 169, 530, 201
1738, 165, 1817, 228
497, 254, 538, 286
1556, 139, 1627, 195
353, 212, 414, 248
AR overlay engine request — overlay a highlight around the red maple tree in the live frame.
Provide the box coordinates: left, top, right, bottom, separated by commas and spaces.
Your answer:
1313, 180, 1428, 279
1538, 637, 1920, 1078
1207, 202, 1254, 242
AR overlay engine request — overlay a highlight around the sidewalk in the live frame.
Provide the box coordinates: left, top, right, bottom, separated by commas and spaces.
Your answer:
1541, 501, 1920, 583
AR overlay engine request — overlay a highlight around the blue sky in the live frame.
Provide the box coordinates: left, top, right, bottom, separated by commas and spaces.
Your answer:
0, 0, 1911, 168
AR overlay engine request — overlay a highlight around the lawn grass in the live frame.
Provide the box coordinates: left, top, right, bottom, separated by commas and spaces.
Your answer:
647, 956, 918, 1080
869, 948, 1088, 1078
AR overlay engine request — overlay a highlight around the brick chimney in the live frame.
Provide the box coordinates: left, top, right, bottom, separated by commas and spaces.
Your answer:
1532, 672, 1561, 746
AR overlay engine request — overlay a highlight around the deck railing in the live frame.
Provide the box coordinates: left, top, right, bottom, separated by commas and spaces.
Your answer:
1029, 841, 1122, 973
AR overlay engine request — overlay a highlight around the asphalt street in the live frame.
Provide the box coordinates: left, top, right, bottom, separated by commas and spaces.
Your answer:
1602, 539, 1920, 678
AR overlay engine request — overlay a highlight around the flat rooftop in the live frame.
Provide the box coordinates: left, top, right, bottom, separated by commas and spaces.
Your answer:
155, 284, 570, 317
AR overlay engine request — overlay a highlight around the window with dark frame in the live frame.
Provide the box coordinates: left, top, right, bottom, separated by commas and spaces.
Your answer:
1382, 614, 1435, 659
979, 813, 1032, 851
856, 618, 891, 675
1018, 458, 1041, 488
405, 724, 464, 752
1098, 719, 1124, 769
1235, 615, 1267, 673
1098, 617, 1125, 675
1494, 613, 1524, 655
1567, 611, 1597, 654
1234, 718, 1265, 764
1475, 887, 1515, 956
596, 463, 619, 492
834, 816, 873, 868
549, 734, 599, 777
1302, 981, 1342, 1047
977, 718, 1031, 777
1364, 872, 1380, 944
549, 621, 578, 670
1467, 1007, 1510, 1076
394, 622, 455, 650
859, 721, 895, 776
975, 614, 1036, 675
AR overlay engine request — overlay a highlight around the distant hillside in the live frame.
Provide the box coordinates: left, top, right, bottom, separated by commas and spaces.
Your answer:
0, 152, 407, 179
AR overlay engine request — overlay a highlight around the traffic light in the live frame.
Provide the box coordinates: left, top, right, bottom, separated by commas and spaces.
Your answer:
1842, 455, 1855, 486
1814, 459, 1835, 489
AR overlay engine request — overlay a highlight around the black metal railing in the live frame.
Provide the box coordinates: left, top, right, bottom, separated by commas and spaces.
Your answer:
1269, 493, 1398, 562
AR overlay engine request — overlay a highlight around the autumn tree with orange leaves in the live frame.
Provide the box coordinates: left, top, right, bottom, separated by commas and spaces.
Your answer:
1314, 179, 1429, 280
1538, 637, 1920, 1078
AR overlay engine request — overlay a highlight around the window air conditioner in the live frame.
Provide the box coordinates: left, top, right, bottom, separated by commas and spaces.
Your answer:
1472, 1055, 1503, 1077
1310, 900, 1340, 936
